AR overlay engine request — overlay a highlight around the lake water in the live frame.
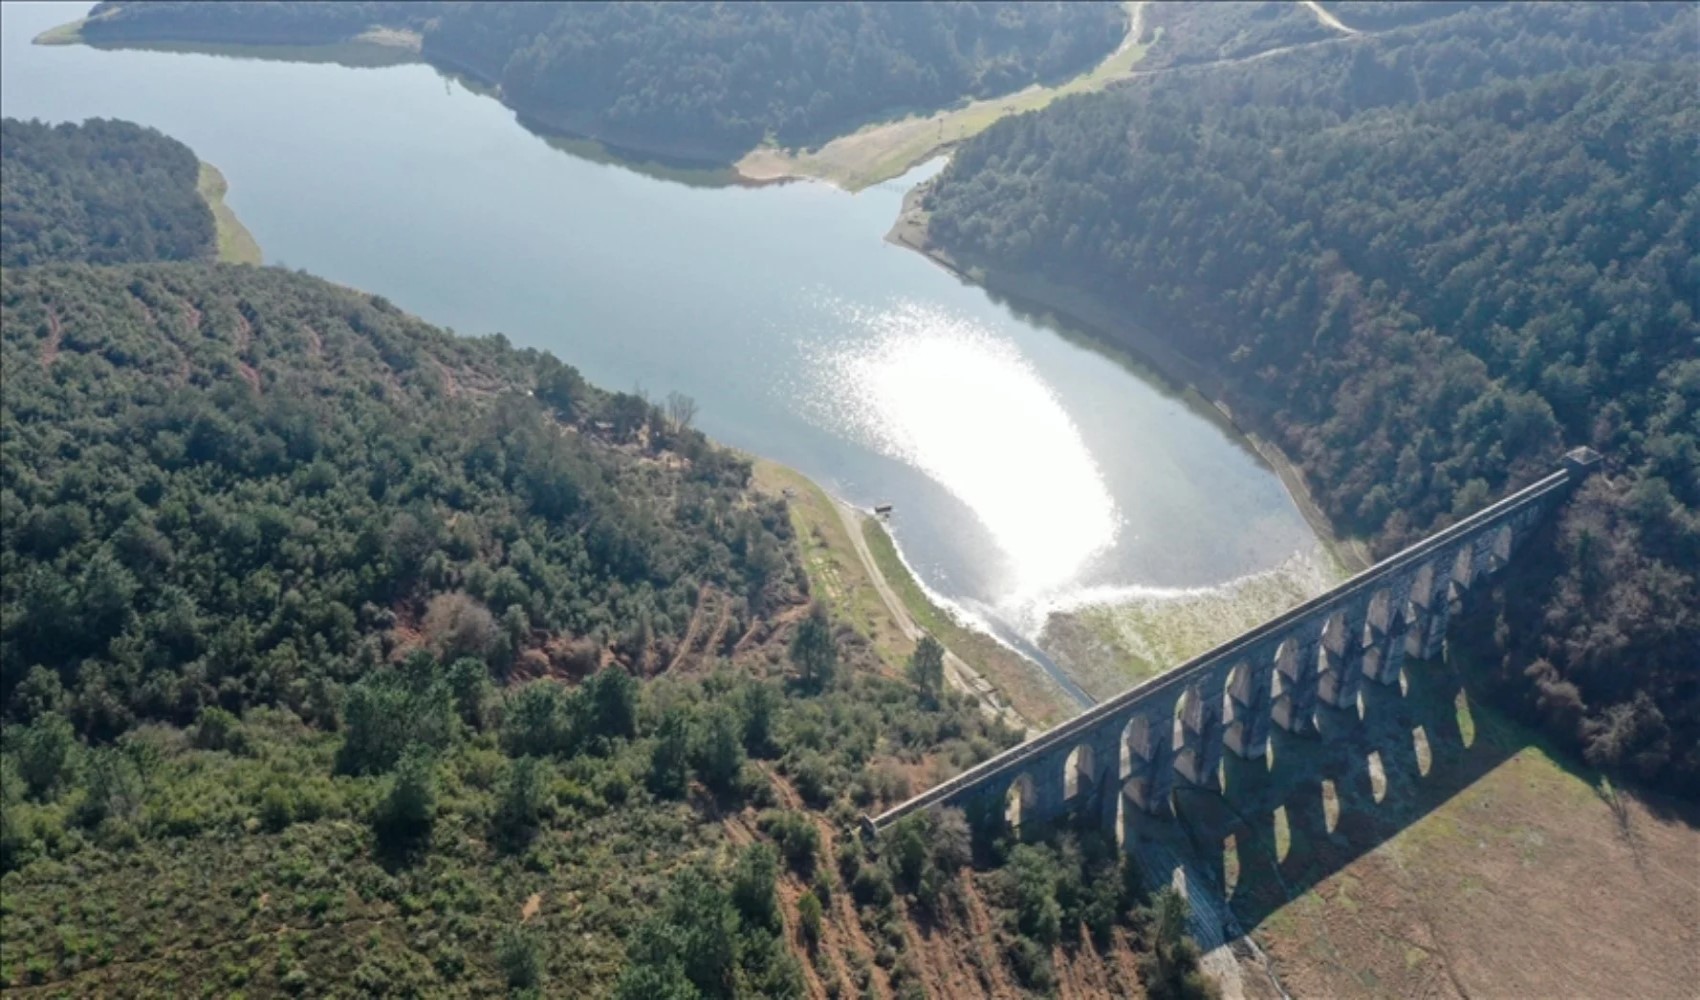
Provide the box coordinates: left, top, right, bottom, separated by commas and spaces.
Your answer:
2, 2, 1323, 703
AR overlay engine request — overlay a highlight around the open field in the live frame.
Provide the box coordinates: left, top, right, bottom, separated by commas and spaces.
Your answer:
196, 162, 263, 265
736, 2, 1155, 190
1145, 657, 1700, 1000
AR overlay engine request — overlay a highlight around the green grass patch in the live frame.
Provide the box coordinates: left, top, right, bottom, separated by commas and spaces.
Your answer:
197, 162, 263, 265
861, 518, 1071, 727
751, 459, 913, 670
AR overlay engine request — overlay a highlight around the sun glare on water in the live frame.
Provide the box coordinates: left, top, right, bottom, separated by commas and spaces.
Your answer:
812, 300, 1120, 604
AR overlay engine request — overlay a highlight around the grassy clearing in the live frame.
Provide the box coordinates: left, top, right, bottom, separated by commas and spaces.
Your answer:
736, 3, 1157, 190
859, 519, 1072, 728
196, 162, 263, 265
1240, 672, 1700, 1000
750, 459, 915, 670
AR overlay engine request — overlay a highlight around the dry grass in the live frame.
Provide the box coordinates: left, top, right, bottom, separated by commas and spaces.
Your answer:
1191, 664, 1700, 1000
751, 458, 916, 673
31, 18, 86, 45
750, 458, 1072, 727
196, 162, 263, 265
1042, 550, 1344, 701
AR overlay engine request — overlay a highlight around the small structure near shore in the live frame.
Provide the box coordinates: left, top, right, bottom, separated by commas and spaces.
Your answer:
873, 503, 893, 516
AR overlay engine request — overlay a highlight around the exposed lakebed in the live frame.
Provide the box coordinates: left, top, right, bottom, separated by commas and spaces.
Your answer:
5, 1, 1333, 706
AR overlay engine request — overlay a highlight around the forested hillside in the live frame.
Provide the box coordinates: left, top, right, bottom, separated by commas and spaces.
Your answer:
0, 129, 1205, 992
0, 263, 799, 733
76, 1, 1125, 161
922, 2, 1698, 795
0, 117, 214, 267
0, 261, 1046, 994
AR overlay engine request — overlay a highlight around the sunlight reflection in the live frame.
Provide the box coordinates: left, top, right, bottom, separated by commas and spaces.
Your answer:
813, 299, 1119, 600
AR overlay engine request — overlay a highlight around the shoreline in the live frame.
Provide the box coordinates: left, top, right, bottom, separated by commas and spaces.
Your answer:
196, 162, 263, 265
885, 179, 1371, 576
749, 459, 1067, 730
733, 1, 1155, 192
34, 6, 1152, 195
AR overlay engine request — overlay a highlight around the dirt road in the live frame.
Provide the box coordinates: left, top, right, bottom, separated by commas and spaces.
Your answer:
831, 499, 1032, 736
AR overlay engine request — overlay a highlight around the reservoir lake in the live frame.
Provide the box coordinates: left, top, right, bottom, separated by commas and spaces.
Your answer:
2, 1, 1326, 704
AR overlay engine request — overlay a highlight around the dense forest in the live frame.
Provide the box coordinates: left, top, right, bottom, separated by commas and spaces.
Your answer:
923, 1, 1698, 795
0, 260, 1016, 995
0, 262, 800, 734
0, 121, 1214, 995
77, 1, 1125, 161
1136, 2, 1335, 70
0, 117, 215, 267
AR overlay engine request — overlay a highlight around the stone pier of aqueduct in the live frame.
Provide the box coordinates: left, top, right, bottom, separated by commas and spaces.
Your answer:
867, 448, 1602, 838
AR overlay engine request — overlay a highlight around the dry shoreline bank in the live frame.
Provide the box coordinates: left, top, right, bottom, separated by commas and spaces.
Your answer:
196, 162, 263, 266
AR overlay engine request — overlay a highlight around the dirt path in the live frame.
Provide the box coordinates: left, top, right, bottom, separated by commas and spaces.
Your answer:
668, 585, 712, 672
39, 305, 62, 367
434, 358, 460, 398
958, 877, 1020, 997
1300, 0, 1358, 35
830, 499, 1029, 734
758, 766, 892, 998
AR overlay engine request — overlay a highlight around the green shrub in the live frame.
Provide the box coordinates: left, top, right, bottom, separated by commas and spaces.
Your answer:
798, 890, 823, 946
372, 744, 437, 852
258, 784, 295, 833
1008, 935, 1055, 991
492, 756, 551, 851
496, 927, 542, 989
730, 843, 780, 932
693, 703, 745, 796
850, 863, 893, 908
646, 707, 691, 799
191, 707, 247, 754
16, 713, 77, 800
757, 809, 820, 874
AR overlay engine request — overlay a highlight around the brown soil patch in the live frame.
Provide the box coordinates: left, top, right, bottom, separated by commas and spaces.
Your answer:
667, 585, 714, 673
39, 304, 62, 367
180, 299, 202, 338
519, 892, 541, 923
435, 359, 459, 398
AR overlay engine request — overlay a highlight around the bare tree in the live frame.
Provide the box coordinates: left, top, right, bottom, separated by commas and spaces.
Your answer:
666, 390, 698, 433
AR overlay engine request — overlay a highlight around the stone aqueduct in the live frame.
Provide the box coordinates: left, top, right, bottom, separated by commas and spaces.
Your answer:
866, 448, 1602, 838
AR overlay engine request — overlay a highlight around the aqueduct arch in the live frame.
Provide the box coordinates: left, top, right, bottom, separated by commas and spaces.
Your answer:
865, 450, 1600, 839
